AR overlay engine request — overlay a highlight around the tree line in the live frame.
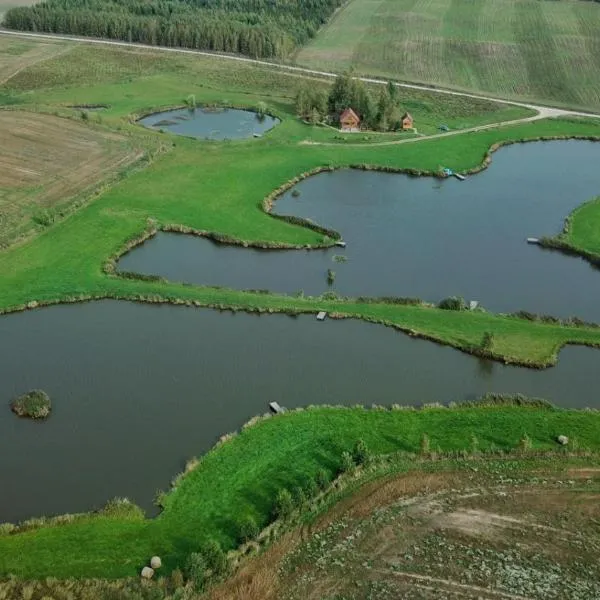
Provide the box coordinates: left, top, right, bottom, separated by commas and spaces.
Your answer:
296, 72, 408, 132
3, 0, 345, 59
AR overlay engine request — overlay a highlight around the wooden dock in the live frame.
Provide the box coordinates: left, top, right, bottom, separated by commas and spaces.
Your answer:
316, 311, 327, 321
269, 401, 285, 414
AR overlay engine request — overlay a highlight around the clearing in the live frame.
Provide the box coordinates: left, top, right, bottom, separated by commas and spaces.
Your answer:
296, 0, 600, 112
0, 110, 142, 248
209, 459, 600, 599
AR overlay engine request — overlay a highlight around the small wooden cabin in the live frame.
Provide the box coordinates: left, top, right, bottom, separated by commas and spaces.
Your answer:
401, 112, 414, 130
340, 108, 360, 132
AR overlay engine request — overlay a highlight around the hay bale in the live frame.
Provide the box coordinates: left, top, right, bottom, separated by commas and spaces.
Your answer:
141, 566, 154, 579
150, 556, 162, 569
557, 435, 569, 445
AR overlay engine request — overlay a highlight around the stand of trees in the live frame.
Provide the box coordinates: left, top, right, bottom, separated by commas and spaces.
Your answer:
296, 72, 406, 132
3, 0, 345, 59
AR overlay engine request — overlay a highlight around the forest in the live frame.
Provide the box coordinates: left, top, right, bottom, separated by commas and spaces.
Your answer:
3, 0, 345, 58
296, 72, 407, 131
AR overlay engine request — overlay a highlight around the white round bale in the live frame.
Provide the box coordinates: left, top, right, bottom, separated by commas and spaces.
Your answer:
141, 566, 154, 579
557, 435, 569, 445
150, 556, 162, 569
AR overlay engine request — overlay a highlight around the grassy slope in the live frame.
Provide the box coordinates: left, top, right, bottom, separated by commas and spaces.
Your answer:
296, 0, 600, 111
2, 404, 600, 578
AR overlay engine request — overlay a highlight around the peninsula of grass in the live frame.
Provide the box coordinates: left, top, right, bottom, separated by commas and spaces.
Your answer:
1, 399, 600, 579
9, 389, 51, 419
540, 196, 600, 264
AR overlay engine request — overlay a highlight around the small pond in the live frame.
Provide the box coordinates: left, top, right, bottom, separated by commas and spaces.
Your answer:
139, 107, 279, 140
119, 140, 600, 321
1, 301, 600, 523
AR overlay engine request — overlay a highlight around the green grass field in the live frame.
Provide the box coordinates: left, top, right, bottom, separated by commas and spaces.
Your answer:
296, 0, 600, 111
1, 402, 600, 579
0, 43, 599, 368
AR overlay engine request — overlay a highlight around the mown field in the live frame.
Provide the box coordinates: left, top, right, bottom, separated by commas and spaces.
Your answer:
296, 0, 600, 111
0, 110, 142, 248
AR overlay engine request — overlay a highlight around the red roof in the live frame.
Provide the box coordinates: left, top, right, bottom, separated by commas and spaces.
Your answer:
340, 108, 360, 123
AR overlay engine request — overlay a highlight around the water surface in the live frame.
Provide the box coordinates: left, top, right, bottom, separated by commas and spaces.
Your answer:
120, 141, 600, 320
1, 301, 600, 523
139, 107, 279, 140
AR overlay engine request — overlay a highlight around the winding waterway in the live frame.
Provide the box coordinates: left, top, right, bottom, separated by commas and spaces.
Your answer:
1, 301, 600, 523
120, 140, 600, 321
138, 107, 279, 140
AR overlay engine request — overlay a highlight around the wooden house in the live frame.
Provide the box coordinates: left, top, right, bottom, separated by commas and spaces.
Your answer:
340, 108, 360, 132
401, 112, 414, 130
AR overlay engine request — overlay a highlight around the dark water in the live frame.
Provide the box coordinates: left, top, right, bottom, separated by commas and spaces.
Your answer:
120, 141, 600, 321
138, 107, 279, 140
1, 301, 600, 523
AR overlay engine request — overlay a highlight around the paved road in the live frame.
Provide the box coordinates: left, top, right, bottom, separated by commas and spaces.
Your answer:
2, 28, 600, 124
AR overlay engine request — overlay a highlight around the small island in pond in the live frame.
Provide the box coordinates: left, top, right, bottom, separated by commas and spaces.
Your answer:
10, 390, 51, 420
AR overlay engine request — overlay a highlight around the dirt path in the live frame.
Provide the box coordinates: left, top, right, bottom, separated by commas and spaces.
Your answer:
1, 29, 599, 124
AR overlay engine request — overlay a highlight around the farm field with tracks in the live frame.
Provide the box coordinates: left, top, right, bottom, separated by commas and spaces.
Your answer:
296, 0, 600, 111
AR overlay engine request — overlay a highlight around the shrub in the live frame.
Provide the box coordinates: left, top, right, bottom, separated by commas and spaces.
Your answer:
10, 389, 51, 419
185, 553, 207, 591
185, 94, 196, 109
316, 468, 329, 490
237, 515, 259, 542
273, 488, 294, 520
352, 439, 370, 465
470, 434, 479, 454
420, 433, 431, 455
481, 331, 494, 351
201, 540, 228, 576
305, 477, 320, 498
519, 433, 532, 452
293, 486, 308, 509
327, 269, 336, 285
340, 451, 355, 473
438, 296, 467, 311
171, 568, 184, 589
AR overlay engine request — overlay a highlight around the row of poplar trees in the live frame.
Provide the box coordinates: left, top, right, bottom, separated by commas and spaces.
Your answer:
3, 0, 345, 59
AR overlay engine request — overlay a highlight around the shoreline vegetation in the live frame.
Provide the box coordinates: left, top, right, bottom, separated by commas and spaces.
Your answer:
2, 396, 600, 579
9, 389, 51, 419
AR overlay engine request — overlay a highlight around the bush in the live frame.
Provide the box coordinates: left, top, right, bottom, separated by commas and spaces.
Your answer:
201, 540, 228, 576
352, 439, 370, 465
10, 389, 51, 419
420, 433, 430, 455
185, 553, 207, 592
237, 515, 259, 542
273, 488, 294, 519
519, 433, 532, 452
481, 331, 494, 351
316, 468, 329, 490
340, 451, 355, 473
327, 269, 336, 285
438, 296, 467, 311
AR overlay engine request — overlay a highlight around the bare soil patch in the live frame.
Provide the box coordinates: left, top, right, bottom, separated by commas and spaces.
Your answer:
0, 110, 141, 247
208, 463, 600, 600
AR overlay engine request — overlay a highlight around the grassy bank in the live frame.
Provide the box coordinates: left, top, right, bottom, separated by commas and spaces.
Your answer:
1, 401, 600, 579
540, 196, 600, 264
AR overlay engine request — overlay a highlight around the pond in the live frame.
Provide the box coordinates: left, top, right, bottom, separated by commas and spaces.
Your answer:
138, 107, 279, 140
1, 301, 600, 523
119, 140, 600, 321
